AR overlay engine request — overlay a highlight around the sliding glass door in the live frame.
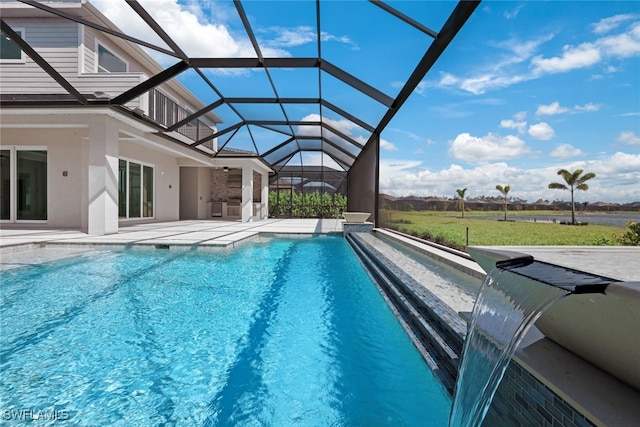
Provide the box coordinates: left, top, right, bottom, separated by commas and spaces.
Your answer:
0, 148, 47, 222
118, 158, 154, 219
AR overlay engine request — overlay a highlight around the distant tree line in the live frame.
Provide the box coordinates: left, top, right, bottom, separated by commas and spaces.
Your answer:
383, 169, 639, 214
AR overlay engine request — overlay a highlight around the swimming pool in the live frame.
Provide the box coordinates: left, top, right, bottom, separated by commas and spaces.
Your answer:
0, 237, 450, 426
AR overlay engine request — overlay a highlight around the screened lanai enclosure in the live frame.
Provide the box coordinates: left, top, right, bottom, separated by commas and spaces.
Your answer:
0, 0, 480, 225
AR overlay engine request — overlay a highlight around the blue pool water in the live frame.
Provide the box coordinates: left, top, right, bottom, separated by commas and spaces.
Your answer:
0, 237, 450, 426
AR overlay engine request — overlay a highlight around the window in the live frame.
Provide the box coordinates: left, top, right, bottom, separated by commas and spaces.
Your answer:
0, 148, 47, 222
118, 159, 154, 219
97, 43, 127, 73
1, 28, 25, 63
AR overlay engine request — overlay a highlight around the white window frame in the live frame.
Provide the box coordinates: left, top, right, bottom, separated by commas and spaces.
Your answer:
118, 157, 156, 220
95, 40, 128, 73
1, 27, 26, 64
0, 145, 48, 223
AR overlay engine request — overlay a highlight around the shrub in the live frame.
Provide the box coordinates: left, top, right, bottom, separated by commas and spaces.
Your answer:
592, 236, 612, 246
269, 190, 347, 218
618, 221, 640, 246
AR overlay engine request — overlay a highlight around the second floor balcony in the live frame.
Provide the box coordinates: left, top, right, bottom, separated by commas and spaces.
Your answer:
148, 88, 217, 152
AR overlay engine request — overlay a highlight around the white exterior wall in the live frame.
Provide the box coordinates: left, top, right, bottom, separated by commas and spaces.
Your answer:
197, 167, 211, 219
0, 111, 185, 232
0, 18, 79, 93
0, 127, 85, 228
178, 167, 212, 220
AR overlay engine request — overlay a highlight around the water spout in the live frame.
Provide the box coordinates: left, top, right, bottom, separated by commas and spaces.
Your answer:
449, 248, 617, 427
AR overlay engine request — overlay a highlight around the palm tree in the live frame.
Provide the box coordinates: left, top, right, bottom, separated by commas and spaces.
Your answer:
548, 168, 596, 225
456, 188, 467, 218
495, 185, 510, 221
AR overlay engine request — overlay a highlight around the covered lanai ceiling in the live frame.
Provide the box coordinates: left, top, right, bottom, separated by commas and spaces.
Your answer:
1, 0, 480, 173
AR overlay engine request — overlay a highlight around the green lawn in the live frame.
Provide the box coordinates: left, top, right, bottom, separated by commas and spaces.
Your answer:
380, 210, 628, 249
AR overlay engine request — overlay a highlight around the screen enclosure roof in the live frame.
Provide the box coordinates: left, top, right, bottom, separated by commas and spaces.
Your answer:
0, 0, 480, 174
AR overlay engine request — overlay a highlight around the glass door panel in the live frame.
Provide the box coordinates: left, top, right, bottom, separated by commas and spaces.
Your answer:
129, 162, 141, 218
0, 150, 9, 220
16, 150, 47, 220
143, 165, 153, 217
118, 159, 127, 217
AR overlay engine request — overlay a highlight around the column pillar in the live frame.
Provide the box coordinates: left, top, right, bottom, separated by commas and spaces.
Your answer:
241, 165, 253, 222
261, 170, 269, 220
87, 116, 119, 235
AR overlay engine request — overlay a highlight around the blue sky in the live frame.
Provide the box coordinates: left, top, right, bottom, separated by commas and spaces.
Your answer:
93, 0, 640, 203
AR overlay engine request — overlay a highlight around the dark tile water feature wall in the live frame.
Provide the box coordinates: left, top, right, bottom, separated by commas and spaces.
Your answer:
345, 232, 599, 427
484, 362, 596, 427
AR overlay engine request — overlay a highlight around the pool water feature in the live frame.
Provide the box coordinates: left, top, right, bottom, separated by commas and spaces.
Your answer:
448, 261, 569, 427
450, 249, 619, 427
1, 237, 450, 426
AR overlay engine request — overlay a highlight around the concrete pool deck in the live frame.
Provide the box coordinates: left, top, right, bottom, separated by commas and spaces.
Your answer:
0, 219, 343, 250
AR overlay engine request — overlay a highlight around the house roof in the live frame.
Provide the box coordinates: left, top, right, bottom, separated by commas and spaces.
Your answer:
0, 0, 480, 174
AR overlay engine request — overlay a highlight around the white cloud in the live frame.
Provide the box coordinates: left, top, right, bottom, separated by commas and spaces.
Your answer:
500, 119, 527, 134
536, 101, 600, 115
320, 32, 359, 51
591, 13, 639, 35
94, 0, 260, 58
300, 113, 354, 135
528, 122, 555, 140
504, 5, 524, 20
92, 0, 354, 64
513, 111, 527, 121
531, 43, 601, 74
448, 133, 530, 163
298, 114, 397, 151
549, 144, 586, 158
264, 26, 316, 47
380, 139, 398, 151
617, 131, 640, 145
532, 22, 640, 74
298, 152, 343, 170
596, 22, 640, 58
379, 153, 640, 203
431, 34, 552, 94
536, 101, 569, 116
431, 17, 640, 95
594, 152, 640, 174
461, 74, 528, 95
260, 26, 358, 51
388, 127, 422, 141
574, 103, 601, 112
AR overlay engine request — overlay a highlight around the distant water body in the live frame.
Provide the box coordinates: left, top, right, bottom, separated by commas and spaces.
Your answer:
468, 213, 640, 227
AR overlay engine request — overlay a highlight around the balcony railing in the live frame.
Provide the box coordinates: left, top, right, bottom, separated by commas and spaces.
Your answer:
148, 89, 216, 151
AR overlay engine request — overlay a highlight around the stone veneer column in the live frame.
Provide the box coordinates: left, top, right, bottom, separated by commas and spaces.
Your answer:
241, 165, 253, 222
87, 116, 119, 235
261, 170, 269, 220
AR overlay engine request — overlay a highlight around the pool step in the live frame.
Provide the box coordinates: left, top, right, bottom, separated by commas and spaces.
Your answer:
346, 232, 466, 396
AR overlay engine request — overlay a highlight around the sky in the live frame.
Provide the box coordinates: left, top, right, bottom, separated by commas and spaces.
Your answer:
91, 0, 640, 204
